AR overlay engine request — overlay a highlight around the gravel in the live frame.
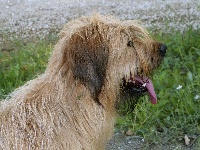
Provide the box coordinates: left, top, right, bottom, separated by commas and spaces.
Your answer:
1, 0, 200, 44
0, 0, 199, 149
106, 132, 198, 150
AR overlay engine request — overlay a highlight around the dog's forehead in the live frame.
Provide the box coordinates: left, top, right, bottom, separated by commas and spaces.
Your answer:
60, 15, 150, 41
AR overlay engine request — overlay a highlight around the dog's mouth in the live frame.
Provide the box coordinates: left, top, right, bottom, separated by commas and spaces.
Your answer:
122, 76, 157, 104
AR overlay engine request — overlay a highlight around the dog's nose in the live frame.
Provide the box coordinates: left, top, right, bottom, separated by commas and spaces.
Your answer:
159, 44, 167, 56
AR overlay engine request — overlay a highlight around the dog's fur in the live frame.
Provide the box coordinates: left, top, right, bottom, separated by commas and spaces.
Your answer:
0, 15, 165, 150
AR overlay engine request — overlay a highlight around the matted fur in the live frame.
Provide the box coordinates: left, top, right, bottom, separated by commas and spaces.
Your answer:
0, 14, 164, 150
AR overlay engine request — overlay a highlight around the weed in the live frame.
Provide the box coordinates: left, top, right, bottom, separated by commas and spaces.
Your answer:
0, 40, 52, 99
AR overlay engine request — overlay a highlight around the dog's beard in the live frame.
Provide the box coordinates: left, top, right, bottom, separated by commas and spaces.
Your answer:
124, 76, 157, 104
117, 76, 157, 113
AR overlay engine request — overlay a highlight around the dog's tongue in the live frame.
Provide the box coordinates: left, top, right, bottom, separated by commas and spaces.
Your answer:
134, 76, 157, 104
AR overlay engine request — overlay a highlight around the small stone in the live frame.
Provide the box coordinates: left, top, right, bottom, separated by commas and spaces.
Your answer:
141, 138, 145, 142
184, 135, 190, 146
125, 130, 134, 136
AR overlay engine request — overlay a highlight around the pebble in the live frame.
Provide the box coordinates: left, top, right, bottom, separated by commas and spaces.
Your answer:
0, 0, 200, 44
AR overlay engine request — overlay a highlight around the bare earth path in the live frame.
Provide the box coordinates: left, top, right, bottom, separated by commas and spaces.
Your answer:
0, 0, 200, 149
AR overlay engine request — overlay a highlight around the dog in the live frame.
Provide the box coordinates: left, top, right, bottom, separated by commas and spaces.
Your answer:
0, 14, 166, 150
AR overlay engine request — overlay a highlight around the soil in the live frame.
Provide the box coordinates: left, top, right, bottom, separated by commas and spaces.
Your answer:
1, 0, 200, 149
106, 132, 199, 150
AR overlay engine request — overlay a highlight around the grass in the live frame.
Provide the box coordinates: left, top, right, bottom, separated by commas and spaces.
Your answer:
0, 28, 200, 147
0, 40, 53, 99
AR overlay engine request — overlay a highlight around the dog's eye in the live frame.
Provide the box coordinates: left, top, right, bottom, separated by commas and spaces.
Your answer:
127, 41, 133, 47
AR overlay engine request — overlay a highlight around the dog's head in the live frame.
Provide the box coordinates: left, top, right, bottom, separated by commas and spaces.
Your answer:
114, 24, 167, 110
49, 15, 166, 108
119, 39, 167, 108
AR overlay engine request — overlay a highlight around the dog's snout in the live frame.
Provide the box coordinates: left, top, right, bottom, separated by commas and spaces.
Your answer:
159, 44, 167, 56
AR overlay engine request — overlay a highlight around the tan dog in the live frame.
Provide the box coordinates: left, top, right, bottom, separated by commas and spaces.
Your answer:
0, 15, 166, 150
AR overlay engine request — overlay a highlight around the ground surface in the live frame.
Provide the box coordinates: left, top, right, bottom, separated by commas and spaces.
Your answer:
1, 0, 200, 44
0, 0, 200, 149
106, 132, 199, 150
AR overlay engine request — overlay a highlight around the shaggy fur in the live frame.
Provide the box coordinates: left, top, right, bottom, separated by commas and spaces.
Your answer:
0, 15, 165, 150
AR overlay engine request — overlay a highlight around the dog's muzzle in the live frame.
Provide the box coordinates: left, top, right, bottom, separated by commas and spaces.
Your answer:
122, 77, 157, 104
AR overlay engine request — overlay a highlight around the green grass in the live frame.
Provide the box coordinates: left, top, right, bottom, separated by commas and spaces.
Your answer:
0, 28, 200, 147
0, 40, 53, 99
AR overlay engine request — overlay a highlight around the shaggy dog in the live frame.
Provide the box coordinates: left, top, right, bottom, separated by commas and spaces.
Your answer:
0, 15, 166, 150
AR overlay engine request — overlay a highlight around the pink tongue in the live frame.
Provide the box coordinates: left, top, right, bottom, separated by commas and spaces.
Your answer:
134, 77, 157, 104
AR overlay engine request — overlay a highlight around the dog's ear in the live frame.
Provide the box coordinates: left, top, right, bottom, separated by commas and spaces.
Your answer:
70, 29, 109, 105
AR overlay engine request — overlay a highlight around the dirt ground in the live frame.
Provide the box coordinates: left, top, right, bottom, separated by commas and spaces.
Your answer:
1, 0, 200, 149
106, 132, 199, 150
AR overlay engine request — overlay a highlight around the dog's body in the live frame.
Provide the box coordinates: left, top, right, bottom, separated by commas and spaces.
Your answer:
0, 15, 166, 150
